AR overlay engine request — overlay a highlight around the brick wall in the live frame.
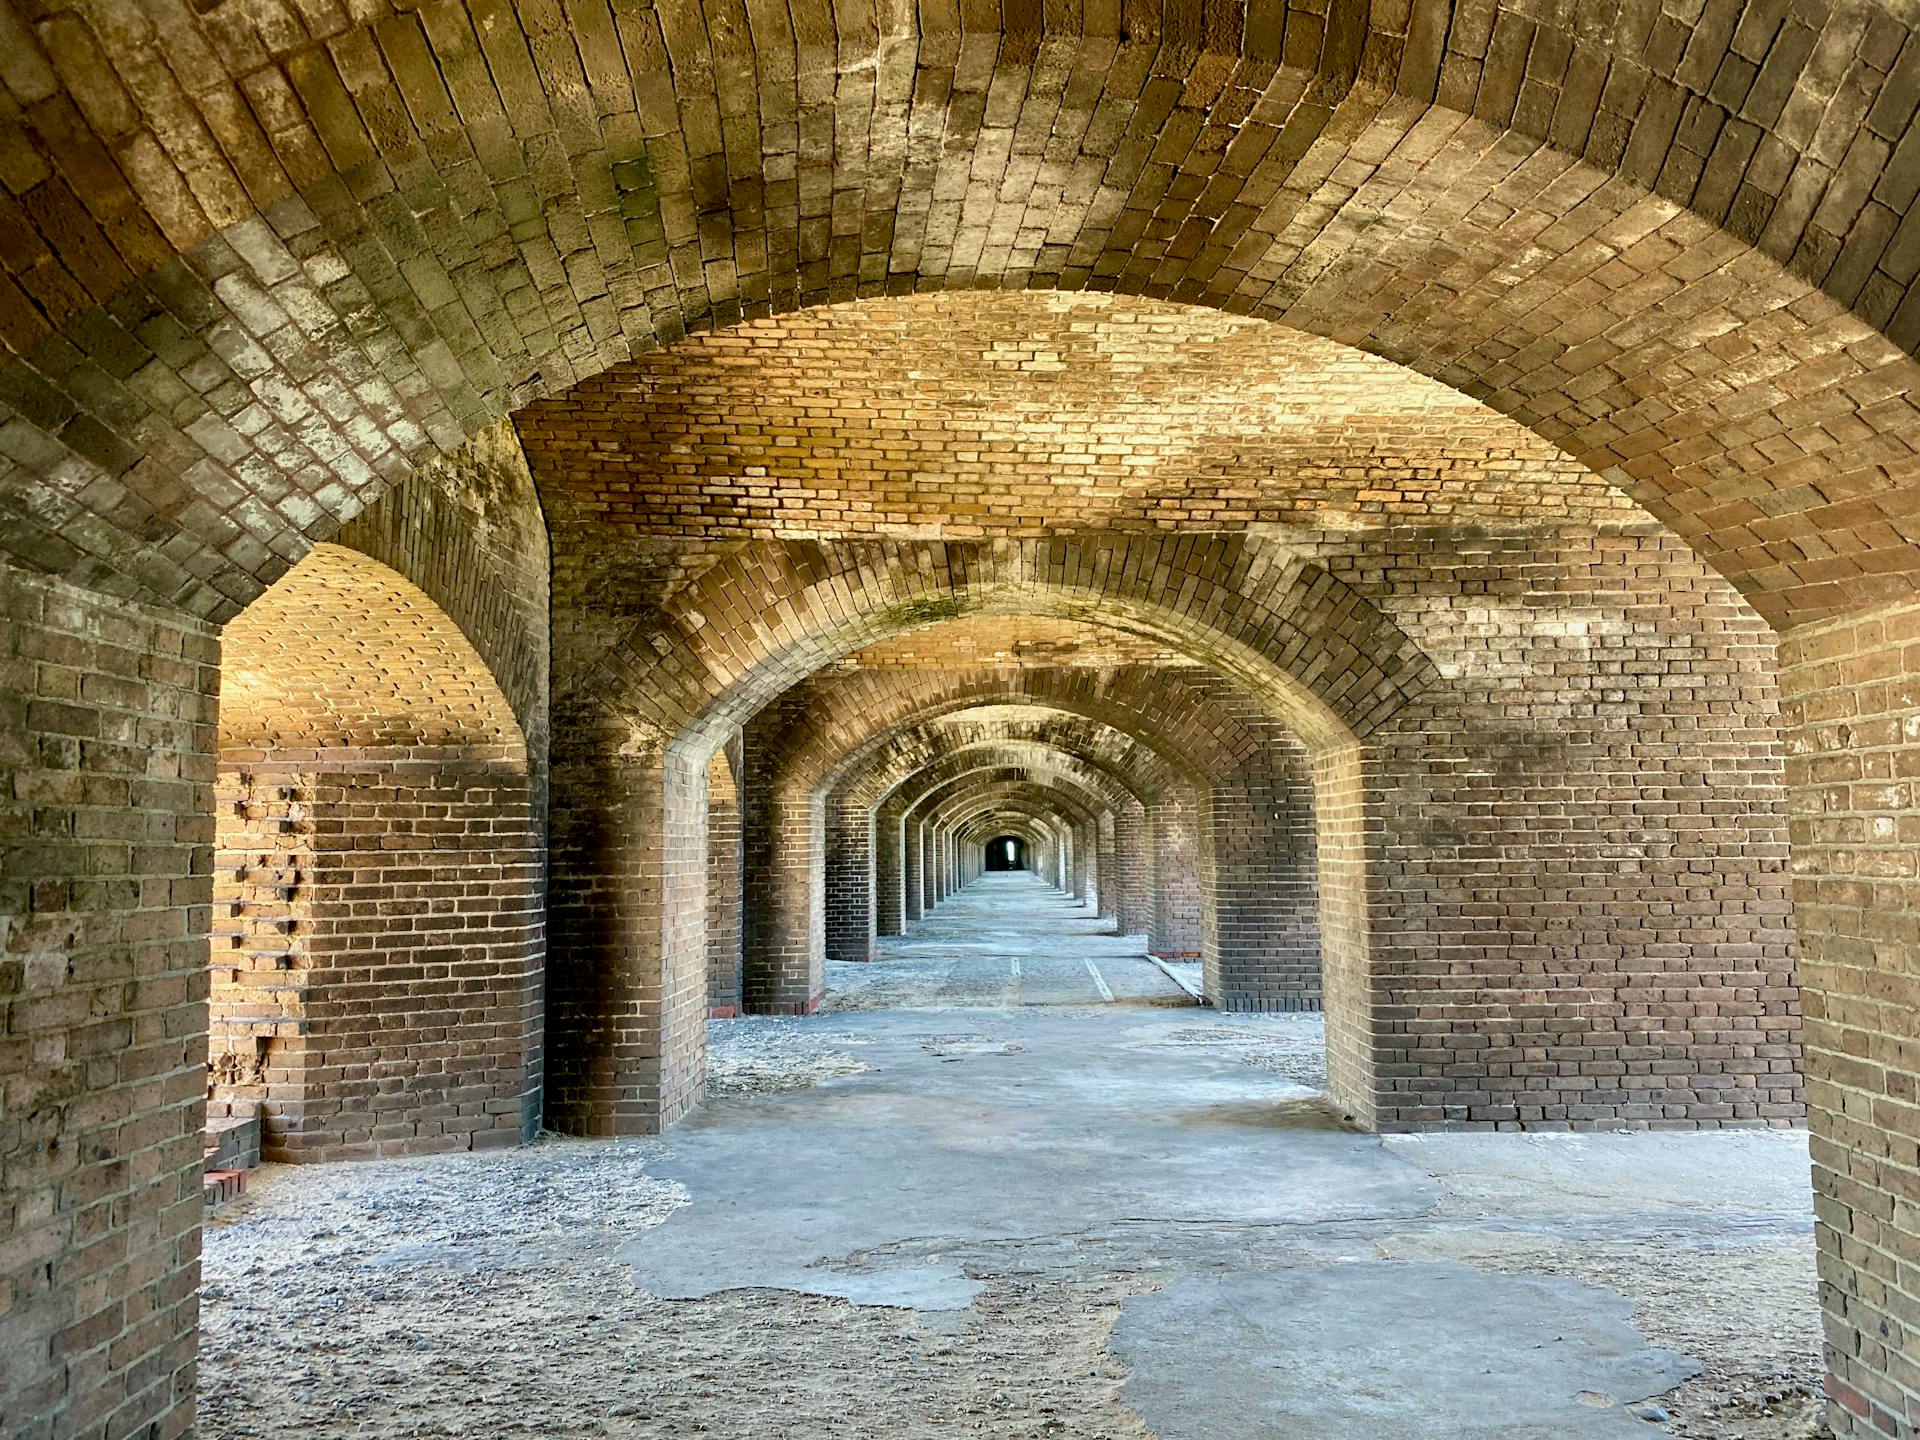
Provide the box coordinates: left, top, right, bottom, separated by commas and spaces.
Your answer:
546, 725, 709, 1135
0, 562, 215, 1440
706, 745, 744, 1016
1203, 754, 1323, 1011
1149, 795, 1206, 959
1334, 527, 1802, 1130
211, 760, 541, 1159
1779, 601, 1920, 1439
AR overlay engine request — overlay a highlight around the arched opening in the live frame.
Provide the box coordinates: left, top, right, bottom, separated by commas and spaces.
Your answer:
984, 835, 1026, 872
211, 545, 541, 1161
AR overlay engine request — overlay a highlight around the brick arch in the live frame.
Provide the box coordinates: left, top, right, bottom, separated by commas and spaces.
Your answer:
3, 2, 1918, 637
746, 717, 1156, 993
847, 712, 1202, 938
787, 670, 1250, 795
8, 5, 1920, 1434
910, 754, 1141, 919
843, 720, 1172, 809
742, 673, 1307, 971
210, 542, 541, 1162
838, 723, 1172, 940
904, 764, 1141, 927
220, 543, 525, 758
590, 535, 1435, 757
821, 733, 1159, 971
931, 775, 1110, 897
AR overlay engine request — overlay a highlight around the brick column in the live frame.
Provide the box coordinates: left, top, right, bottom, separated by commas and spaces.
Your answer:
740, 770, 824, 1013
547, 727, 707, 1134
1203, 757, 1321, 1012
921, 820, 939, 910
1779, 607, 1920, 1439
1148, 792, 1203, 958
903, 819, 925, 923
1096, 813, 1118, 919
875, 802, 906, 937
705, 744, 743, 1016
1115, 802, 1151, 934
0, 567, 216, 1440
823, 797, 875, 962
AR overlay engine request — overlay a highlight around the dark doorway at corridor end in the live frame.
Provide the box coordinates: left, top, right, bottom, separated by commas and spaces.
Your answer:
985, 835, 1027, 871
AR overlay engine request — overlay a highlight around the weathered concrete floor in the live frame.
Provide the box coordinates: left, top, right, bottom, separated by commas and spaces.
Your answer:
200, 873, 1825, 1440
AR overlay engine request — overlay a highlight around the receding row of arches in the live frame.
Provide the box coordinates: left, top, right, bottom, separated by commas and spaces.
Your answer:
3, 0, 1915, 1416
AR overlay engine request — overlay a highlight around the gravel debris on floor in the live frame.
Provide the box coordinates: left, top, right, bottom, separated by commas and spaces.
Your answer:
706, 1015, 874, 1096
199, 884, 1826, 1440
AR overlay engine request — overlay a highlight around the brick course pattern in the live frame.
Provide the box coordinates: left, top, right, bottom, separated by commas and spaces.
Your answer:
1780, 602, 1920, 1437
2, 3, 1919, 632
0, 561, 215, 1440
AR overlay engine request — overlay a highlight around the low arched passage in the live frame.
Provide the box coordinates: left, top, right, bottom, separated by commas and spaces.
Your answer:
215, 544, 541, 1161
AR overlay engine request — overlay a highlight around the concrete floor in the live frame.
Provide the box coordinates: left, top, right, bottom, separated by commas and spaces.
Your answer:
200, 873, 1826, 1439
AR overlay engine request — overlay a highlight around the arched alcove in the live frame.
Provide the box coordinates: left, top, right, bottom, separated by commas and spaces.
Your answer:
214, 544, 541, 1161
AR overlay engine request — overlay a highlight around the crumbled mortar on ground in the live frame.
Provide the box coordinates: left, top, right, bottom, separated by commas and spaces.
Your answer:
706, 1016, 874, 1095
200, 1135, 689, 1437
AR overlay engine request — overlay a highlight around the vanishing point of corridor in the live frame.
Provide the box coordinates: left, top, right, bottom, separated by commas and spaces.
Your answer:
199, 875, 1821, 1440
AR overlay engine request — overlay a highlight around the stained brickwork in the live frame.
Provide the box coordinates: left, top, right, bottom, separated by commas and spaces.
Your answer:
1779, 602, 1920, 1437
0, 562, 215, 1440
705, 743, 743, 1016
1326, 527, 1802, 1129
5, 7, 1920, 631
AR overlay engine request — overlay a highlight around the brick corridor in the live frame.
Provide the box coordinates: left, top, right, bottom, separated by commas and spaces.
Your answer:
822, 871, 1193, 1012
3, 2, 1918, 1434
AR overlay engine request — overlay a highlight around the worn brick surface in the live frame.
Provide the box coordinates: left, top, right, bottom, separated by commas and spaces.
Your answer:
0, 561, 214, 1440
1781, 602, 1920, 1439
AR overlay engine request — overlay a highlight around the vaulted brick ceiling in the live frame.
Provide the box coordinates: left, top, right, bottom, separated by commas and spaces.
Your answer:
0, 0, 1915, 629
220, 542, 525, 752
516, 292, 1627, 537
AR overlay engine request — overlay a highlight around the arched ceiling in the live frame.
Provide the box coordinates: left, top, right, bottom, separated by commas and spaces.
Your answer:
220, 542, 524, 753
0, 0, 1914, 628
518, 292, 1628, 536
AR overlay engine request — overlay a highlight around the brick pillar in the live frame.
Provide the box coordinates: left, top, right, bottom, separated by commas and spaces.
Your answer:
1149, 792, 1203, 958
903, 819, 925, 923
0, 567, 216, 1440
706, 744, 743, 1016
1097, 813, 1118, 919
1314, 746, 1376, 1128
220, 759, 542, 1160
824, 797, 875, 962
1115, 802, 1151, 934
1779, 607, 1920, 1440
741, 770, 824, 1013
547, 726, 707, 1135
920, 821, 938, 910
1203, 757, 1321, 1012
875, 802, 906, 937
